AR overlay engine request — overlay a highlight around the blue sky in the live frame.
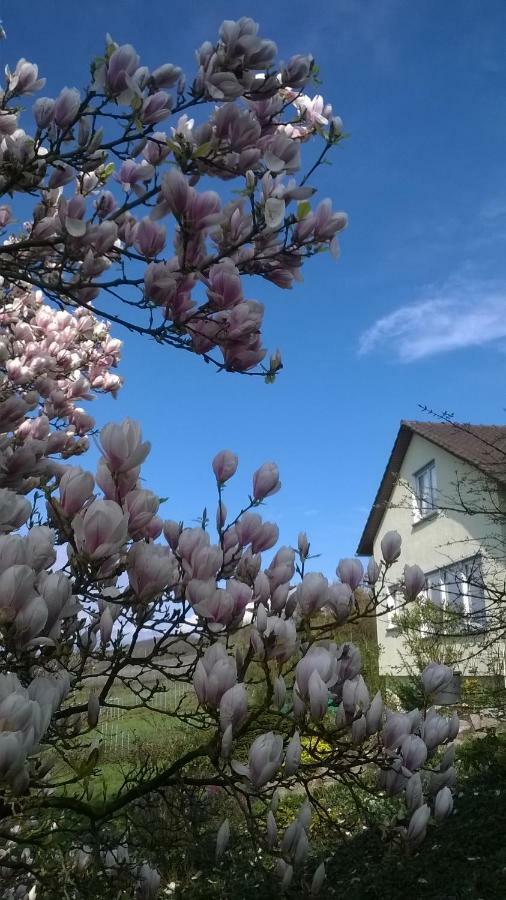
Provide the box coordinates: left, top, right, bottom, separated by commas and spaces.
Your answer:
2, 0, 506, 573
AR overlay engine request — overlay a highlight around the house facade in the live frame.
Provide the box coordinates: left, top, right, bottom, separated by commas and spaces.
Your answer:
357, 421, 506, 679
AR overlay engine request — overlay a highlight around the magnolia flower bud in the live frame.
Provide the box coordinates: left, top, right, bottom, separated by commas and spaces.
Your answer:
99, 607, 113, 645
382, 712, 411, 750
352, 715, 367, 744
366, 690, 384, 735
124, 489, 160, 535
251, 521, 279, 554
407, 803, 430, 846
440, 743, 456, 771
216, 819, 230, 860
311, 862, 326, 897
248, 732, 283, 787
429, 766, 457, 795
423, 711, 449, 750
0, 535, 29, 573
276, 860, 293, 890
163, 519, 182, 550
404, 564, 426, 600
236, 513, 262, 546
73, 499, 128, 559
273, 675, 286, 709
133, 217, 166, 258
127, 543, 176, 601
380, 530, 402, 564
99, 418, 150, 473
405, 772, 423, 812
216, 500, 227, 530
33, 97, 55, 128
137, 863, 161, 900
293, 828, 309, 867
219, 683, 247, 734
220, 723, 233, 759
448, 712, 460, 741
401, 734, 427, 772
266, 810, 278, 847
367, 557, 380, 585
252, 462, 281, 501
337, 558, 363, 590
421, 662, 454, 697
308, 670, 328, 721
253, 604, 266, 636
0, 489, 31, 533
297, 531, 309, 559
26, 526, 56, 572
212, 449, 239, 484
59, 466, 95, 517
285, 730, 301, 775
326, 582, 353, 624
53, 86, 81, 129
296, 572, 328, 617
343, 675, 370, 714
87, 693, 100, 728
434, 786, 453, 821
193, 643, 237, 708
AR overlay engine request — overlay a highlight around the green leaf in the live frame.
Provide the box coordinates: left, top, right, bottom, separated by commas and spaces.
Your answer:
99, 162, 115, 183
296, 201, 311, 221
193, 141, 213, 159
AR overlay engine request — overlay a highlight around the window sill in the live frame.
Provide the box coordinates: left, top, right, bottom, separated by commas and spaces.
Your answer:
412, 509, 439, 530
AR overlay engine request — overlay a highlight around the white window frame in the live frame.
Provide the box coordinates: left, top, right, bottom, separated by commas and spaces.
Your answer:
424, 556, 486, 632
385, 588, 402, 632
412, 460, 437, 522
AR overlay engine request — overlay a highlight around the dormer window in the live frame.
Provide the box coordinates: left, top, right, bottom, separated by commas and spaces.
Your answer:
413, 460, 436, 521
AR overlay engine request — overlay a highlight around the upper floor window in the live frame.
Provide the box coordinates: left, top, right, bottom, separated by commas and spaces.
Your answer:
413, 461, 436, 521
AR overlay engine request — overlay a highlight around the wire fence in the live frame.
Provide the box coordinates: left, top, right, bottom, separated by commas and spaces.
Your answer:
99, 684, 191, 753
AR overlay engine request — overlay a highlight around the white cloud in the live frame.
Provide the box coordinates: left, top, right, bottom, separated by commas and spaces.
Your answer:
359, 280, 506, 362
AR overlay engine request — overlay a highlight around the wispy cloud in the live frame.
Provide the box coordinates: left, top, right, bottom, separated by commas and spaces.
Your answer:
359, 279, 506, 362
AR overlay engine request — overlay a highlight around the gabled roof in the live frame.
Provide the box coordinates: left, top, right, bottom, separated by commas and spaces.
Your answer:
356, 420, 506, 557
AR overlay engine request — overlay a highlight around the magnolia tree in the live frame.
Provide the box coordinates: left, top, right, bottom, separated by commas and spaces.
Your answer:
0, 18, 459, 899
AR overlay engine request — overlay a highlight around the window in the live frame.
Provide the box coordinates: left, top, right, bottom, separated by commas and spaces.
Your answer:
413, 461, 436, 520
424, 557, 486, 632
385, 588, 402, 631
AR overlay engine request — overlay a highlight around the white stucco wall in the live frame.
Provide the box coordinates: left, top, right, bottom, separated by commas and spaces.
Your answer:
369, 433, 506, 677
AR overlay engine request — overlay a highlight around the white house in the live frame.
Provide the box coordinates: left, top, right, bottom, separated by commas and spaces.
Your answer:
357, 420, 506, 679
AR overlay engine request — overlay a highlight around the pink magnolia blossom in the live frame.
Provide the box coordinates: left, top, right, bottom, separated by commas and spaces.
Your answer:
0, 489, 31, 533
295, 572, 328, 617
59, 466, 95, 517
434, 786, 453, 821
421, 662, 454, 697
326, 582, 352, 624
193, 643, 237, 708
133, 218, 166, 258
248, 732, 283, 787
127, 542, 176, 601
380, 530, 402, 564
53, 87, 81, 129
123, 489, 160, 535
219, 682, 248, 733
99, 419, 150, 473
212, 450, 238, 484
252, 462, 281, 501
337, 558, 364, 590
72, 499, 129, 559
